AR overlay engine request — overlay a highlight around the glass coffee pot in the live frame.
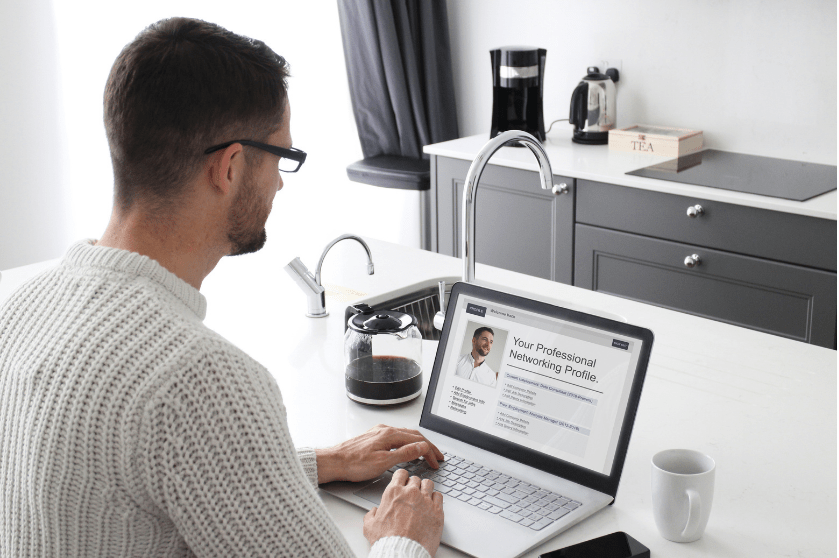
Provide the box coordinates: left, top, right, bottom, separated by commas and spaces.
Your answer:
344, 303, 422, 405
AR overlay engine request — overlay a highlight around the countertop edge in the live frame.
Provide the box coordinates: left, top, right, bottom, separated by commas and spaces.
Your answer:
424, 134, 838, 221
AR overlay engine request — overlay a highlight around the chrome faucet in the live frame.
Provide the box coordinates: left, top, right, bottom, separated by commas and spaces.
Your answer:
433, 130, 566, 330
284, 234, 374, 318
462, 130, 565, 282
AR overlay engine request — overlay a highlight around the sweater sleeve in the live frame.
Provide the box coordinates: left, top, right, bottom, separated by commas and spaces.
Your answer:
296, 447, 319, 487
137, 342, 358, 558
370, 537, 431, 558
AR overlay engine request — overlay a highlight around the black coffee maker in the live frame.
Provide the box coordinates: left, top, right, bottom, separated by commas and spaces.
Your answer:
490, 46, 546, 141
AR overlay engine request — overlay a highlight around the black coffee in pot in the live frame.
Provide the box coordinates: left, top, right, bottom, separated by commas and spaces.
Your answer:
345, 355, 422, 403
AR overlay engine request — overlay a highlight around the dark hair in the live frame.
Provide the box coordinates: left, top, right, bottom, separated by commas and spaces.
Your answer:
473, 326, 494, 339
104, 17, 290, 210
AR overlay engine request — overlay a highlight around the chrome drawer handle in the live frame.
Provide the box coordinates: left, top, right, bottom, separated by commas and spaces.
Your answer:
686, 204, 705, 218
552, 183, 569, 195
684, 254, 702, 268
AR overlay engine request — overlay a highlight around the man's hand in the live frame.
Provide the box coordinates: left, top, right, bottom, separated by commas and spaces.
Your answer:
316, 424, 445, 484
363, 469, 444, 557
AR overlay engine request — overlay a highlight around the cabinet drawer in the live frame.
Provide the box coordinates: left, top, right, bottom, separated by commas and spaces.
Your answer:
575, 224, 837, 348
576, 180, 836, 271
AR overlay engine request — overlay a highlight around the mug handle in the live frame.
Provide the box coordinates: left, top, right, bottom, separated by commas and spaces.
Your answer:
681, 488, 702, 538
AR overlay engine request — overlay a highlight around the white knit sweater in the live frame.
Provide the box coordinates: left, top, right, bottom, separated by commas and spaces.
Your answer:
0, 240, 430, 558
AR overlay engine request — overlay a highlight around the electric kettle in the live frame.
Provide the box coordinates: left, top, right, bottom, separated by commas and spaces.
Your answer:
344, 303, 423, 405
569, 66, 619, 144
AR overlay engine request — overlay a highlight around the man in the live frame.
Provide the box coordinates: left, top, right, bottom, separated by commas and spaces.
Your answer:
454, 326, 497, 387
0, 18, 444, 558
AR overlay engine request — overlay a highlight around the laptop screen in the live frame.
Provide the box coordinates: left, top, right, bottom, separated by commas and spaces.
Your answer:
421, 283, 653, 497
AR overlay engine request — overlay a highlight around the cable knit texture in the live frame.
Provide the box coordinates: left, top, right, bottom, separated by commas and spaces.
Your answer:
0, 240, 430, 558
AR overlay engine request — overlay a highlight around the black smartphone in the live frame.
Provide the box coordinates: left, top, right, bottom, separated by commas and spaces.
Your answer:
539, 531, 650, 558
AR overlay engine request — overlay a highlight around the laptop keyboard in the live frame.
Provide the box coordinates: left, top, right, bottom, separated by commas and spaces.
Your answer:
388, 452, 581, 531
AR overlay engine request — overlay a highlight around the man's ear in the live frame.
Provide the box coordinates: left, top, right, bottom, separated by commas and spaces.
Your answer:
206, 142, 245, 196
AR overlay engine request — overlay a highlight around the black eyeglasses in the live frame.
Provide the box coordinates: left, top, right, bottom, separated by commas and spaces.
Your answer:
204, 140, 307, 173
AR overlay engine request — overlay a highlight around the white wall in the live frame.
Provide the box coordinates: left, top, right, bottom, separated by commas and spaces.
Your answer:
446, 0, 837, 165
0, 0, 68, 270
2, 0, 835, 273
0, 1, 421, 271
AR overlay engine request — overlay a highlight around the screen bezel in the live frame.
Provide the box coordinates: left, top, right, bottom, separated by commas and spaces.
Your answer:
419, 282, 654, 499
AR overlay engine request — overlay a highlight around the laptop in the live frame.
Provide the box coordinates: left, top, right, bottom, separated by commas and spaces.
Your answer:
322, 282, 654, 558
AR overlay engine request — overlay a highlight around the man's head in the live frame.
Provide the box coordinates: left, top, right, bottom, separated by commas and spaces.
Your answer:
224, 134, 276, 256
103, 17, 290, 216
471, 327, 494, 360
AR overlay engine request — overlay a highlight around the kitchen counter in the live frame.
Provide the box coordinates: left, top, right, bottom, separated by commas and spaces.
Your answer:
1, 238, 836, 557
423, 131, 837, 221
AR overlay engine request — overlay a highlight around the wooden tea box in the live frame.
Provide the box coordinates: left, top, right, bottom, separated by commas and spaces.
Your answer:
608, 125, 703, 157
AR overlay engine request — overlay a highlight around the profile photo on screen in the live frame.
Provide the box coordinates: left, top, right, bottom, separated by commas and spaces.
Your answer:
453, 322, 507, 388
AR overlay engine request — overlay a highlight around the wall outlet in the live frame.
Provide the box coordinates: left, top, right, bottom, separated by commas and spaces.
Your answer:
599, 59, 622, 78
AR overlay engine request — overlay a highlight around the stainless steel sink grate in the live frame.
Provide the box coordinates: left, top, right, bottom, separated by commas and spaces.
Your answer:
344, 283, 450, 341
391, 292, 441, 341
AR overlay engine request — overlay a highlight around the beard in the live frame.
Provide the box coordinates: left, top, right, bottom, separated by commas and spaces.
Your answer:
227, 170, 270, 257
475, 344, 490, 357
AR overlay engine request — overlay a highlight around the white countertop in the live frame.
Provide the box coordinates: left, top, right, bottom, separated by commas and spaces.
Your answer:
1, 239, 836, 557
424, 132, 838, 221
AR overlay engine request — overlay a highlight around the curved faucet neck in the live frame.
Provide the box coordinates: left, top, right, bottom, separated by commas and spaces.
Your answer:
315, 234, 374, 286
462, 131, 554, 283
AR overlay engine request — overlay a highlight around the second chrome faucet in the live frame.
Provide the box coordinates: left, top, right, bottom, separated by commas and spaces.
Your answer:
284, 234, 374, 317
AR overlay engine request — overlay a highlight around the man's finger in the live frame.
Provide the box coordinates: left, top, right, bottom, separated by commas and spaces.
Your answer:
429, 440, 445, 462
406, 474, 422, 488
389, 441, 429, 467
390, 468, 410, 485
420, 478, 434, 496
377, 427, 445, 468
398, 428, 445, 466
432, 490, 444, 506
421, 445, 441, 469
407, 429, 446, 463
379, 429, 429, 449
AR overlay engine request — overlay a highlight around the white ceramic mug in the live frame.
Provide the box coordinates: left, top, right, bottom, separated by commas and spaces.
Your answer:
651, 449, 715, 542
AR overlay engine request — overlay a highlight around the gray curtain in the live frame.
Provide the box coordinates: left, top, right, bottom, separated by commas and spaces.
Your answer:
337, 0, 459, 159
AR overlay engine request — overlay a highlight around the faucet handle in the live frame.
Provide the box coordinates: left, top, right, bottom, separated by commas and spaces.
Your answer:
552, 183, 569, 195
284, 257, 328, 318
433, 310, 446, 331
285, 257, 322, 293
432, 280, 449, 331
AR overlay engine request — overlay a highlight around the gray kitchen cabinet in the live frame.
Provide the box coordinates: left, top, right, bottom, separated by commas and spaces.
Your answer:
574, 224, 836, 346
431, 156, 575, 284
429, 156, 837, 348
575, 180, 837, 272
575, 179, 836, 348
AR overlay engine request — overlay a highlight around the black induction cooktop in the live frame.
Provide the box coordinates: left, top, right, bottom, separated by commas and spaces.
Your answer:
626, 149, 837, 201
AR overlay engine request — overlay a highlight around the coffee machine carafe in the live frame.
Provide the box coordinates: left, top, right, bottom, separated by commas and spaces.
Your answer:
569, 66, 620, 144
490, 46, 546, 141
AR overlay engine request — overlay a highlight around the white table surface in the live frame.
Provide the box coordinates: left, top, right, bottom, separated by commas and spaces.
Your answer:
1, 238, 836, 557
424, 131, 838, 221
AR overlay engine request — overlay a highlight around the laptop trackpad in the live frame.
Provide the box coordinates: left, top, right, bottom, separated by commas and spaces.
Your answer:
354, 474, 392, 506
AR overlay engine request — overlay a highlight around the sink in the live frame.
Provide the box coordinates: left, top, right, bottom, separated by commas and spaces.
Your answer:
344, 276, 626, 342
343, 276, 459, 341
